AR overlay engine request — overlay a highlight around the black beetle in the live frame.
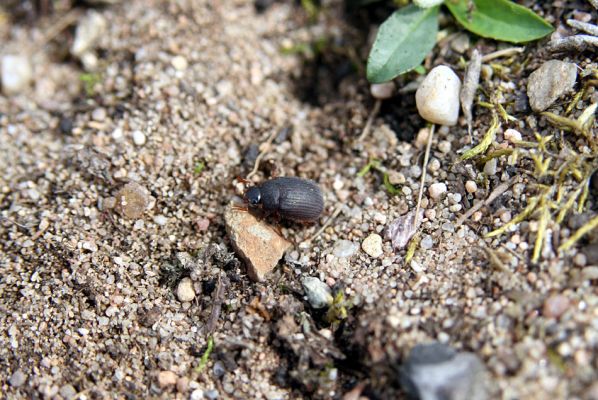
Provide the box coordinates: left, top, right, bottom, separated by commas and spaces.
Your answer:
243, 177, 324, 223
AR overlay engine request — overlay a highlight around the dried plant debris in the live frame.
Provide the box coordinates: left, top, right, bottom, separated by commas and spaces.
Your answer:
460, 48, 482, 137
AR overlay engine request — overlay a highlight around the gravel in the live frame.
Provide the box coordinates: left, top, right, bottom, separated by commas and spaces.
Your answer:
0, 1, 595, 399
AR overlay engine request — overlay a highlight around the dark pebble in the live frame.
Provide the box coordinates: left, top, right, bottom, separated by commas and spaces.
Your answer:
59, 116, 73, 135
242, 143, 259, 170
582, 243, 598, 265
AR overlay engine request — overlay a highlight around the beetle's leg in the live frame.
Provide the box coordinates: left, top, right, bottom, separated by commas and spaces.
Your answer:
236, 176, 251, 185
232, 203, 249, 212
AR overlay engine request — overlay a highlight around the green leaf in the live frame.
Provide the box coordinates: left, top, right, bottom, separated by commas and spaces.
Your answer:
445, 0, 554, 44
367, 5, 439, 83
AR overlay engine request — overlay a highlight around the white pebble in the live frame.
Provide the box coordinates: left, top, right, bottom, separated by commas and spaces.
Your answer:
112, 127, 124, 141
504, 128, 522, 143
428, 182, 447, 200
1, 55, 32, 95
133, 130, 146, 146
153, 215, 168, 226
416, 65, 461, 126
370, 82, 394, 99
484, 158, 497, 175
362, 233, 383, 258
71, 11, 107, 57
176, 278, 195, 302
465, 180, 477, 193
171, 55, 188, 71
428, 159, 440, 172
424, 209, 436, 220
438, 140, 452, 154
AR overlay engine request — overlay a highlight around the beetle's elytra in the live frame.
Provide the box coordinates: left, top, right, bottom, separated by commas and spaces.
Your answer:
243, 177, 324, 223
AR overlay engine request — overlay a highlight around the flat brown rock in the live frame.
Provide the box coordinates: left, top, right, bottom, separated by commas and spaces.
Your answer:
224, 207, 292, 282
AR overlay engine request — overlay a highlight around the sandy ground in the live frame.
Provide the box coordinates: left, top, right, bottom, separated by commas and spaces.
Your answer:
0, 1, 597, 399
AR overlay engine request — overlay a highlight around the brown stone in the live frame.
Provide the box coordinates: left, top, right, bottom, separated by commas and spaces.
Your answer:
224, 207, 291, 282
115, 182, 150, 219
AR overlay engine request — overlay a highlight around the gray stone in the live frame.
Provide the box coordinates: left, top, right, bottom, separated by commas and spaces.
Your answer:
301, 277, 332, 309
527, 60, 577, 112
9, 370, 27, 387
332, 239, 359, 258
213, 361, 225, 378
59, 384, 77, 400
400, 342, 488, 400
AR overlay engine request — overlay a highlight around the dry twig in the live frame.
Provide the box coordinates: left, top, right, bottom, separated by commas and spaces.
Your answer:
357, 100, 382, 142
414, 124, 435, 228
456, 180, 513, 226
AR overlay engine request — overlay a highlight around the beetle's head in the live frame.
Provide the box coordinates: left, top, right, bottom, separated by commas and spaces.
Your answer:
244, 186, 262, 207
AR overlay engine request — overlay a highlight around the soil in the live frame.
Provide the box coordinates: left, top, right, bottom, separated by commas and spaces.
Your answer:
0, 1, 597, 399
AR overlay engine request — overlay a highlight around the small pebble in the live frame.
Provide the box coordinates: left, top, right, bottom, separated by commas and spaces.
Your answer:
171, 55, 189, 71
450, 32, 470, 53
484, 159, 497, 175
573, 253, 586, 267
416, 65, 462, 126
176, 278, 196, 302
465, 180, 477, 193
362, 233, 383, 258
190, 389, 204, 400
421, 235, 433, 249
429, 183, 447, 200
504, 128, 522, 143
424, 209, 436, 220
196, 218, 210, 231
543, 294, 570, 319
428, 159, 441, 173
71, 10, 107, 57
9, 370, 27, 387
333, 239, 358, 258
91, 108, 107, 122
438, 140, 452, 154
176, 377, 189, 393
500, 211, 512, 223
388, 171, 406, 185
59, 384, 77, 400
112, 127, 124, 141
370, 82, 394, 99
213, 361, 226, 378
115, 182, 150, 219
157, 371, 178, 388
301, 277, 332, 309
154, 215, 168, 226
133, 130, 147, 146
1, 54, 32, 95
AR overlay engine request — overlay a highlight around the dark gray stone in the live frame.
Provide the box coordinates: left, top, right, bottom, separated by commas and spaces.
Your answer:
400, 342, 488, 400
